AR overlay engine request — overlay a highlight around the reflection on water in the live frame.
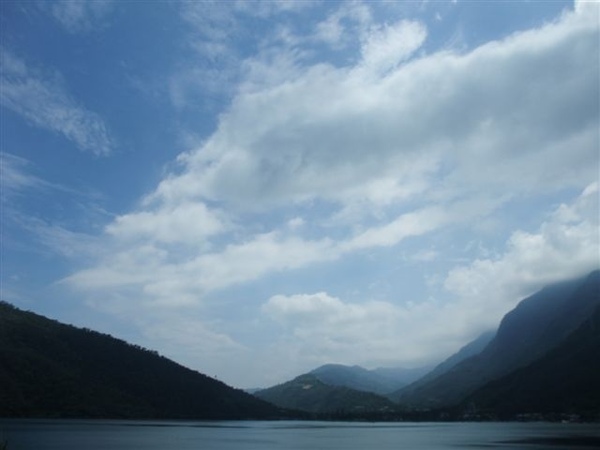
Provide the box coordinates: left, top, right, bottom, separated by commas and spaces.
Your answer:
1, 420, 599, 450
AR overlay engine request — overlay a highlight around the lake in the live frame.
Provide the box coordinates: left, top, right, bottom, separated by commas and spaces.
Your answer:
1, 420, 600, 450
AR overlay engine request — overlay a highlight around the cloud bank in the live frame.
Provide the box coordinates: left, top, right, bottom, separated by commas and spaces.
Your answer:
56, 3, 599, 386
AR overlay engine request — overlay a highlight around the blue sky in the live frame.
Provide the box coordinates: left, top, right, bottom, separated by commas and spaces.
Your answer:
1, 0, 599, 388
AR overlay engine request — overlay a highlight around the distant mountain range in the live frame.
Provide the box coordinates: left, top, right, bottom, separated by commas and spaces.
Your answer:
253, 339, 493, 414
253, 358, 432, 414
309, 363, 431, 396
256, 270, 600, 418
0, 302, 283, 419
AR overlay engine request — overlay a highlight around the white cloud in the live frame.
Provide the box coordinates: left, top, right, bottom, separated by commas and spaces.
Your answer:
95, 181, 594, 385
342, 206, 449, 251
1, 49, 113, 155
65, 191, 502, 309
184, 232, 336, 292
62, 0, 599, 331
64, 231, 336, 306
262, 291, 473, 370
106, 202, 227, 246
155, 5, 598, 214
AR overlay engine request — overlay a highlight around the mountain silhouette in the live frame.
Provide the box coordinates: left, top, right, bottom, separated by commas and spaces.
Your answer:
394, 270, 600, 409
0, 301, 283, 419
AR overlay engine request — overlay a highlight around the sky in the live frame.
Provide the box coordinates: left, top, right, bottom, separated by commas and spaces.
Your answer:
1, 0, 599, 389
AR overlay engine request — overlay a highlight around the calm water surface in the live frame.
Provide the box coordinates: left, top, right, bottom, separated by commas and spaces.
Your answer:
1, 420, 599, 450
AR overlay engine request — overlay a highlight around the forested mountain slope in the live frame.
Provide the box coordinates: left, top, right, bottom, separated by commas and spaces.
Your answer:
463, 304, 600, 417
394, 271, 600, 409
0, 301, 283, 419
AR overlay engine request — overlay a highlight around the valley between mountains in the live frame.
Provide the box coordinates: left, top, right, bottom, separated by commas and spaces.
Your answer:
1, 270, 598, 421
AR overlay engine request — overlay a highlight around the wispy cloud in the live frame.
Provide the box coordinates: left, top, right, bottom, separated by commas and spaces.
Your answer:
47, 0, 114, 34
0, 153, 45, 196
359, 20, 427, 73
0, 152, 109, 263
1, 49, 113, 156
171, 1, 320, 110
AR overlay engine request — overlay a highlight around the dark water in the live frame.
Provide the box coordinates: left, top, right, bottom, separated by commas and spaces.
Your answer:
1, 420, 599, 450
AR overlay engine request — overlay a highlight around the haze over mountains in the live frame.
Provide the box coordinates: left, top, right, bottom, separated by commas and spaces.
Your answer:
256, 270, 600, 418
393, 270, 600, 409
309, 364, 432, 396
1, 270, 598, 420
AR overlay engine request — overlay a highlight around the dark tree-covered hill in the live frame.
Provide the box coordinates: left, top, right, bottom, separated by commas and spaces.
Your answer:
0, 301, 283, 419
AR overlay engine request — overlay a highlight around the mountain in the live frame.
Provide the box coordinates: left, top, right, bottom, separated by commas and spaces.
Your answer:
394, 270, 600, 409
388, 330, 495, 402
254, 374, 398, 414
0, 301, 283, 419
464, 304, 600, 417
309, 363, 430, 396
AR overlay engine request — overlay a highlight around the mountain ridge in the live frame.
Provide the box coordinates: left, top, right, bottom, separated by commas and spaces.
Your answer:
394, 270, 600, 409
463, 304, 600, 417
0, 301, 284, 419
389, 330, 495, 402
309, 363, 431, 396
